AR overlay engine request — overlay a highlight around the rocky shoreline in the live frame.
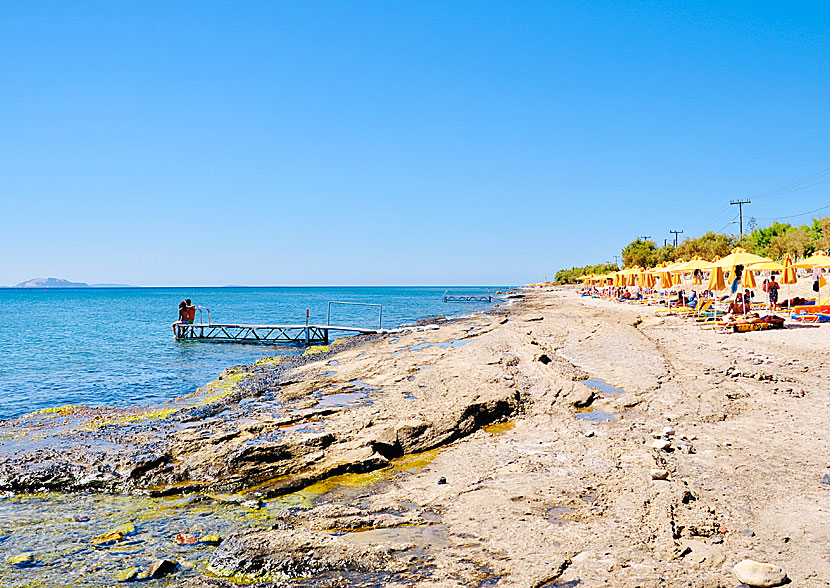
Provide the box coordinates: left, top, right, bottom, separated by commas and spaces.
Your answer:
2, 288, 828, 586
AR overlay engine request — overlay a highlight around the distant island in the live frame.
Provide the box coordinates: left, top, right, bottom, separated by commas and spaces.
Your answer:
11, 278, 134, 288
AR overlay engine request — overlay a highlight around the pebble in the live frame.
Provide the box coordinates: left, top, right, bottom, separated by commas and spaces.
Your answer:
114, 567, 139, 582
175, 533, 198, 545
8, 553, 35, 568
741, 529, 756, 537
821, 474, 830, 485
650, 469, 669, 480
662, 426, 675, 436
650, 439, 671, 451
437, 477, 447, 485
585, 430, 595, 438
732, 559, 787, 587
149, 559, 177, 578
241, 498, 262, 510
199, 534, 221, 545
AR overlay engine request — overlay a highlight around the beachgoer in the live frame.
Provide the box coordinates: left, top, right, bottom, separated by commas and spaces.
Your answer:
767, 275, 780, 310
184, 299, 196, 324
728, 293, 749, 315
731, 265, 743, 294
177, 300, 187, 322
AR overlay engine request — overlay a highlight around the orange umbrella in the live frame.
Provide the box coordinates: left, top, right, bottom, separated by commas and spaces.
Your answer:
712, 247, 773, 268
741, 269, 757, 288
796, 250, 830, 268
708, 265, 726, 291
781, 254, 797, 285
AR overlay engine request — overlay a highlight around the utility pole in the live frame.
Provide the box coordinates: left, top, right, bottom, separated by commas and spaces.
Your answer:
730, 199, 751, 237
669, 229, 683, 248
637, 235, 651, 241
612, 255, 620, 267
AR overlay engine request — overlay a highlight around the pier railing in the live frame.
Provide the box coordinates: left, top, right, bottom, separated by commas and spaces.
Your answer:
442, 290, 492, 303
173, 301, 386, 346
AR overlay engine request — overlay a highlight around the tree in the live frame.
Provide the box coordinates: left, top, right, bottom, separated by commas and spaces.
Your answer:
745, 222, 793, 256
675, 231, 735, 260
555, 263, 619, 284
768, 227, 813, 259
811, 217, 830, 251
621, 239, 658, 268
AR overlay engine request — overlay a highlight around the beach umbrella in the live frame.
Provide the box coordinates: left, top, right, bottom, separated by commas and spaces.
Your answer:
778, 254, 798, 309
793, 250, 830, 304
708, 265, 726, 291
712, 248, 772, 297
745, 261, 786, 310
781, 255, 797, 284
746, 261, 785, 272
797, 250, 830, 268
712, 247, 773, 268
676, 257, 712, 286
741, 268, 757, 288
638, 268, 648, 288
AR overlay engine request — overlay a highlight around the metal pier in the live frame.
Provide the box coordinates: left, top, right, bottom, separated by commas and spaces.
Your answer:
173, 323, 384, 345
442, 290, 492, 303
173, 302, 386, 346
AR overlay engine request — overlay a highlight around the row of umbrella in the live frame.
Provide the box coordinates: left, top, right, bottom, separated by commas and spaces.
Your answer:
581, 248, 830, 295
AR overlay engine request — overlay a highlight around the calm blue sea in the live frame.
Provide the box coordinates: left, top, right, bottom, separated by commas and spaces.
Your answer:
0, 287, 501, 420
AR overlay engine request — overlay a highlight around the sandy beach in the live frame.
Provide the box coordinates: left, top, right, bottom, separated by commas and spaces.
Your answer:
2, 287, 829, 586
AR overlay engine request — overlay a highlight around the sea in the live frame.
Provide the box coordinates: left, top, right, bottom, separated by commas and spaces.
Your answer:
0, 286, 501, 420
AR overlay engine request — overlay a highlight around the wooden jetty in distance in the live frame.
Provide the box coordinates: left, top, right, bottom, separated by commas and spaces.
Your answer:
173, 301, 387, 346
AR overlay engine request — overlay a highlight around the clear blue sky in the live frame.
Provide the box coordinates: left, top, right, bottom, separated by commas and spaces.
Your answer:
1, 2, 828, 285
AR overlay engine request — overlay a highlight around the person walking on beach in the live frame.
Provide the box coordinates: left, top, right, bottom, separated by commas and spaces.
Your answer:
766, 274, 780, 310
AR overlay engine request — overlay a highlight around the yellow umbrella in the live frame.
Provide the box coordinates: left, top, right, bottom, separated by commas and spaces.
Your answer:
741, 269, 757, 288
796, 250, 830, 302
712, 247, 772, 268
781, 254, 797, 285
746, 261, 785, 272
708, 265, 726, 291
659, 263, 673, 290
779, 254, 798, 309
796, 250, 830, 268
673, 257, 712, 272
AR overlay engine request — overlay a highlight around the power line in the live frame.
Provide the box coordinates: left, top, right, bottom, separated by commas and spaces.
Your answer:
716, 214, 739, 233
750, 167, 830, 200
754, 204, 830, 220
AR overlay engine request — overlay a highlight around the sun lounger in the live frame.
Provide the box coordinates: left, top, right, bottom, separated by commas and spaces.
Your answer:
792, 312, 830, 323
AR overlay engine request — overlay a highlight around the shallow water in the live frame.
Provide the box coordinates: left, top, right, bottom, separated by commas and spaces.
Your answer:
575, 409, 617, 423
0, 287, 499, 419
582, 378, 625, 395
0, 450, 442, 587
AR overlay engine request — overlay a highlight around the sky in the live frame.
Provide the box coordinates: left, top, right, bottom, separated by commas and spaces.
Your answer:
1, 1, 829, 286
